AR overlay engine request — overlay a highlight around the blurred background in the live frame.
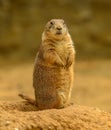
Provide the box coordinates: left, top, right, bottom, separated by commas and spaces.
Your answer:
0, 0, 111, 112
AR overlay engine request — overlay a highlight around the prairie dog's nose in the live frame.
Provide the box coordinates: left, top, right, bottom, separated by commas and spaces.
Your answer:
56, 26, 62, 30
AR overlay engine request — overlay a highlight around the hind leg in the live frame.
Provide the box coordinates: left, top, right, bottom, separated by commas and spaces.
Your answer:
57, 89, 70, 108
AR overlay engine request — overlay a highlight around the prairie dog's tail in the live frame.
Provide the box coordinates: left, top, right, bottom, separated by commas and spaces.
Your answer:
18, 93, 37, 106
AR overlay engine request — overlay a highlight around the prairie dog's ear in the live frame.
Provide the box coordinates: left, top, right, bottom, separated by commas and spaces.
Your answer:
61, 19, 65, 24
44, 22, 50, 31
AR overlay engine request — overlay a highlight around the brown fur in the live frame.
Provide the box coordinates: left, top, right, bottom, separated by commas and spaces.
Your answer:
19, 19, 75, 110
33, 19, 75, 109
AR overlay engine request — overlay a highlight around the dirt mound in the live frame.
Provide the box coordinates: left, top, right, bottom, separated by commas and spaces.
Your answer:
0, 101, 111, 130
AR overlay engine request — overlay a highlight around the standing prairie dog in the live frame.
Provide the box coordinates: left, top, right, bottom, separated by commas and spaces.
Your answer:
19, 19, 75, 110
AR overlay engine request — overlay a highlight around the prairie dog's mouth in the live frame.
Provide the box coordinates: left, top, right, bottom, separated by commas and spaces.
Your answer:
56, 30, 62, 35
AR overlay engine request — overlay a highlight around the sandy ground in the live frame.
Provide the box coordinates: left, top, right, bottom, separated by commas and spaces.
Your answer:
0, 101, 111, 130
0, 60, 111, 129
0, 60, 111, 112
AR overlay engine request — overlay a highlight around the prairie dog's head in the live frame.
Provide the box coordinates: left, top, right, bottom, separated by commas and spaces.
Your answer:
42, 19, 69, 40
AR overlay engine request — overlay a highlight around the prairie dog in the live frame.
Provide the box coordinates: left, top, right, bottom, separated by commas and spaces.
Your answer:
19, 19, 75, 110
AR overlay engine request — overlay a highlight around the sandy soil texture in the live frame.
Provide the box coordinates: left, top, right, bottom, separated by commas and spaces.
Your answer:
0, 101, 111, 130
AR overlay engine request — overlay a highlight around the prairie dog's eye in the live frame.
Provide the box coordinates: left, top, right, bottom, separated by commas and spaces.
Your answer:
48, 21, 54, 29
50, 21, 54, 25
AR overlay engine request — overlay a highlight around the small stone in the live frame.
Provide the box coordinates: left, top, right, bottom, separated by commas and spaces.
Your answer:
15, 128, 19, 130
5, 121, 11, 126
